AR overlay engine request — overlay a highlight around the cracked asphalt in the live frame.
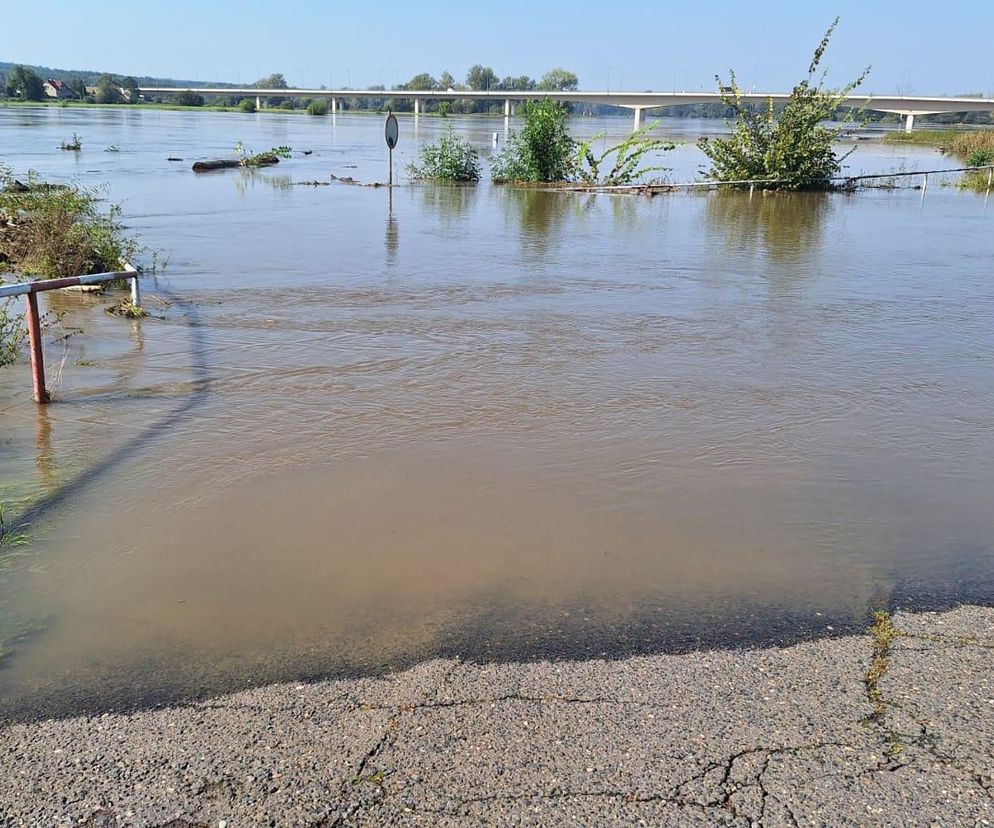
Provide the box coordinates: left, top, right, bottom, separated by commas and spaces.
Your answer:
1, 606, 992, 826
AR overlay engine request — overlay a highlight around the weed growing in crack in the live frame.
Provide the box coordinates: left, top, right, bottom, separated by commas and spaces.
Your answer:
864, 610, 897, 722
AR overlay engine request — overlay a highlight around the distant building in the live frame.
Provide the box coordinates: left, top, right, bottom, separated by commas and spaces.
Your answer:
43, 79, 76, 99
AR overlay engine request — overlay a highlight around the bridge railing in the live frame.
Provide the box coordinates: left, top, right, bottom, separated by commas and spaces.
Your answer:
0, 264, 141, 404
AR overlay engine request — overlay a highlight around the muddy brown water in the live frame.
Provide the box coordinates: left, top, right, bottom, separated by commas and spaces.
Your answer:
1, 108, 993, 720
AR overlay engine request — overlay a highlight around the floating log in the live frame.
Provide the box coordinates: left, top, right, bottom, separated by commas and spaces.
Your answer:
192, 159, 243, 172
192, 154, 281, 173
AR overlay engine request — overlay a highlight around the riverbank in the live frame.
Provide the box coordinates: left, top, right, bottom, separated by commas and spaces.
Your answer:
0, 99, 550, 120
1, 605, 991, 826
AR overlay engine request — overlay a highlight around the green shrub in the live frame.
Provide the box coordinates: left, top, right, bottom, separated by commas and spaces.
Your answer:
407, 127, 481, 182
698, 18, 870, 190
239, 98, 257, 113
307, 100, 329, 116
491, 99, 576, 183
967, 148, 994, 167
279, 100, 297, 110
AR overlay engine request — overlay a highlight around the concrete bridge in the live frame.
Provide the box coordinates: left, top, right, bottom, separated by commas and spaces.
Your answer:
139, 87, 994, 132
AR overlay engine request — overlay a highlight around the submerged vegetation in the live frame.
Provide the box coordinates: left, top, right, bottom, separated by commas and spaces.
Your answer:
492, 99, 577, 183
233, 142, 292, 167
0, 162, 138, 365
576, 126, 675, 186
58, 134, 82, 151
490, 99, 673, 185
407, 126, 481, 182
699, 18, 870, 190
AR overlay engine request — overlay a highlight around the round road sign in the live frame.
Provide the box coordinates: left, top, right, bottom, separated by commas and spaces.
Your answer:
384, 112, 399, 149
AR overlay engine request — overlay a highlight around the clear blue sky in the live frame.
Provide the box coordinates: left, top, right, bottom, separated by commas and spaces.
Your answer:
6, 0, 992, 94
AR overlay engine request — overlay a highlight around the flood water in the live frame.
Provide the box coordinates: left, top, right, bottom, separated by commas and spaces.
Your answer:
1, 107, 993, 720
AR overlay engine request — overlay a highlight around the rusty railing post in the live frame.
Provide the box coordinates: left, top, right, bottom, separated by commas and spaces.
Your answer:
25, 291, 49, 404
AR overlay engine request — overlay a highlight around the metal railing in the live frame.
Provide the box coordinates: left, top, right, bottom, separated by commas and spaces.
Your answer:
558, 164, 994, 194
0, 264, 141, 404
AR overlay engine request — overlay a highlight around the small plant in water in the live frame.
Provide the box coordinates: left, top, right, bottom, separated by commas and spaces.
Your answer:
59, 134, 83, 152
576, 124, 676, 186
233, 142, 292, 167
407, 127, 481, 182
106, 298, 149, 319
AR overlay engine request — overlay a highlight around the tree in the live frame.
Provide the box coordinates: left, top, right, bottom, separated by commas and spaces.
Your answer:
466, 65, 498, 91
439, 71, 455, 91
255, 73, 289, 90
538, 69, 578, 92
500, 75, 535, 92
255, 73, 289, 105
404, 73, 437, 91
6, 65, 44, 101
94, 74, 124, 104
69, 78, 89, 100
698, 18, 870, 190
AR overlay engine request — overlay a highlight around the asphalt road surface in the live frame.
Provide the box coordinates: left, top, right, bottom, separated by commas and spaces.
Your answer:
1, 606, 992, 826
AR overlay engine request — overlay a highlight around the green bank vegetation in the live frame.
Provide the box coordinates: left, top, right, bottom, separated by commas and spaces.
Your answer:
699, 18, 870, 190
885, 129, 994, 190
0, 163, 138, 366
891, 131, 994, 193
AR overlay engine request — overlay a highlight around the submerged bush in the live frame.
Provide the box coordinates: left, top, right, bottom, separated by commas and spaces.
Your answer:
491, 99, 576, 183
0, 169, 137, 279
491, 99, 674, 185
0, 162, 139, 365
698, 18, 870, 190
59, 134, 83, 152
407, 127, 481, 182
307, 100, 329, 116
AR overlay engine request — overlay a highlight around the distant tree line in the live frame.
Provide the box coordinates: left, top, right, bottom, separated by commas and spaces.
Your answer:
3, 61, 993, 125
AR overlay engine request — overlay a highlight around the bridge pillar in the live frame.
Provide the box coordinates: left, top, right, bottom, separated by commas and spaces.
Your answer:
632, 106, 644, 132
331, 97, 337, 114
504, 99, 512, 118
414, 98, 420, 116
256, 95, 262, 110
904, 113, 915, 132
